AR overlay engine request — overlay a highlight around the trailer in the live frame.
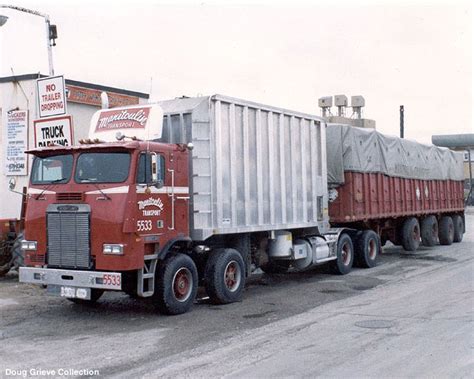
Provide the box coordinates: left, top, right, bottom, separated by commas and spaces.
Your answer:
17, 95, 466, 315
327, 124, 465, 261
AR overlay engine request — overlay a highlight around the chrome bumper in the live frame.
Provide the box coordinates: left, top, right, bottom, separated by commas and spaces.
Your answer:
19, 267, 122, 290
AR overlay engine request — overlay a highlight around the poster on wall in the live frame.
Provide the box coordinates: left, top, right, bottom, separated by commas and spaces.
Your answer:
4, 110, 28, 176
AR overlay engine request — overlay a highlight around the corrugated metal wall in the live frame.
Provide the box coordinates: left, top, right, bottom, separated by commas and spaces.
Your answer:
161, 95, 329, 240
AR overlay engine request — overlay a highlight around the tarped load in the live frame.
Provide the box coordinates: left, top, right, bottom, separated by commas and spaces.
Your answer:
326, 124, 464, 186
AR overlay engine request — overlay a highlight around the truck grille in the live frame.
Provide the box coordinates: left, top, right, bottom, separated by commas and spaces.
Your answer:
46, 204, 91, 269
56, 192, 84, 202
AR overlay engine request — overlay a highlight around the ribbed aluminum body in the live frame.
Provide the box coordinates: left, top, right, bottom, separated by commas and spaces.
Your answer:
46, 204, 91, 269
158, 95, 329, 241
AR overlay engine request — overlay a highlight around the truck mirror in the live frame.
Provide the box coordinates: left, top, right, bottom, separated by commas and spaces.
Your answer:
151, 154, 158, 183
8, 177, 16, 191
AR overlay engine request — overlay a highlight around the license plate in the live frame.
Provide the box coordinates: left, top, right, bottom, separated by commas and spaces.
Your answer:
59, 286, 90, 300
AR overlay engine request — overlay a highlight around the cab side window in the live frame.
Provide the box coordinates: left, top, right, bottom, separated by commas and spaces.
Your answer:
137, 153, 151, 184
137, 153, 165, 186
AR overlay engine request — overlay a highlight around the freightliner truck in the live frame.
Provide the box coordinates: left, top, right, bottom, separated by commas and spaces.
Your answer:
18, 95, 465, 314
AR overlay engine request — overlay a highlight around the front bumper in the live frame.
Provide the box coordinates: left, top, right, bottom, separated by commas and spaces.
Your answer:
19, 267, 122, 290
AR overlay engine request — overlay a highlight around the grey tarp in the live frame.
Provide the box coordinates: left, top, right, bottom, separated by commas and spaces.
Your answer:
326, 124, 465, 186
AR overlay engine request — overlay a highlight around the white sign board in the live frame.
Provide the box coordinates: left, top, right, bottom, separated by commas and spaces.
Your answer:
88, 104, 163, 142
34, 116, 74, 147
3, 110, 28, 176
36, 75, 67, 118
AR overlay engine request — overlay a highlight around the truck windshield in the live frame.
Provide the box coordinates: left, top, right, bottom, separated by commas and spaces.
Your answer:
75, 152, 131, 183
31, 155, 73, 185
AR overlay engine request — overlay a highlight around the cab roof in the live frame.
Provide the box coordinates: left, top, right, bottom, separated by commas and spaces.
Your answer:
26, 140, 173, 156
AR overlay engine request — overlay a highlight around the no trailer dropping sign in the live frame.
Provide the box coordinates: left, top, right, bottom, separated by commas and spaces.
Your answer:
34, 116, 74, 147
37, 76, 67, 118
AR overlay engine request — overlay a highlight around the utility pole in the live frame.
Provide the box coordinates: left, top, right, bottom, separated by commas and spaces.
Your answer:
399, 105, 404, 139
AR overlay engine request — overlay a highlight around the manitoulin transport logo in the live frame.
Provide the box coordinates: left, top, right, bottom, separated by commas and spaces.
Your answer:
138, 197, 164, 216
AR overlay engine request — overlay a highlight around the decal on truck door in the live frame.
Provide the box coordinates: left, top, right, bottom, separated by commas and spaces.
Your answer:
137, 197, 164, 216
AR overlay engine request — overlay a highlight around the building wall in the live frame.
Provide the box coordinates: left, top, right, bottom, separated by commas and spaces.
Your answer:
0, 77, 148, 221
1, 80, 36, 221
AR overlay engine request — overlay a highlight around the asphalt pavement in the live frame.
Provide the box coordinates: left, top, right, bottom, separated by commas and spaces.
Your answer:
1, 212, 473, 378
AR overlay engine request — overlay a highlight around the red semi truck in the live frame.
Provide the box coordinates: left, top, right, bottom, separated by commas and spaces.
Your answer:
18, 95, 465, 314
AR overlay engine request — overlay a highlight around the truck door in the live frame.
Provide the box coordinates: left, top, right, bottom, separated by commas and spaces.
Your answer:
135, 152, 168, 234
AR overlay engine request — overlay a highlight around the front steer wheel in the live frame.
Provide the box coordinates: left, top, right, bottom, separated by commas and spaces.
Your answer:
205, 248, 246, 305
153, 253, 198, 315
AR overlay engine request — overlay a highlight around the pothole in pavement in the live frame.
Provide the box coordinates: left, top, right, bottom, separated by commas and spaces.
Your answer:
400, 254, 457, 263
243, 310, 275, 319
355, 319, 397, 329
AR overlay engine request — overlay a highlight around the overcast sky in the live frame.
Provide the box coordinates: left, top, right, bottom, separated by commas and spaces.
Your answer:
0, 0, 472, 143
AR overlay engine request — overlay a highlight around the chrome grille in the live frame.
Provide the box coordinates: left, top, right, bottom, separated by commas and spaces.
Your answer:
47, 204, 91, 269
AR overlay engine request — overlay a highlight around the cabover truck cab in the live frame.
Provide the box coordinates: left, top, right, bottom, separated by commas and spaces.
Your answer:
19, 97, 363, 315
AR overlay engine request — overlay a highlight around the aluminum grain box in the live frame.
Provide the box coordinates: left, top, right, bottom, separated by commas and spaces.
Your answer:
158, 95, 329, 240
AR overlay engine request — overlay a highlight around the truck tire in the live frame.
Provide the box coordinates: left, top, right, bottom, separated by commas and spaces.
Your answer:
331, 233, 354, 275
354, 230, 379, 268
452, 215, 464, 243
68, 289, 104, 305
0, 239, 11, 276
421, 216, 438, 247
10, 233, 24, 270
204, 248, 245, 304
401, 217, 420, 251
154, 253, 198, 315
438, 216, 454, 246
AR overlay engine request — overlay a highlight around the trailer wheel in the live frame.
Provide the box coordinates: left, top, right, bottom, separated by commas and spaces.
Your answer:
354, 230, 379, 268
452, 215, 464, 243
68, 289, 104, 305
205, 248, 245, 304
439, 216, 454, 245
401, 217, 421, 251
154, 253, 198, 315
331, 233, 354, 275
421, 216, 438, 247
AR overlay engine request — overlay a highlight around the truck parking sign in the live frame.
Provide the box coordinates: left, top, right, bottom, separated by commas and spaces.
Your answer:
34, 116, 74, 147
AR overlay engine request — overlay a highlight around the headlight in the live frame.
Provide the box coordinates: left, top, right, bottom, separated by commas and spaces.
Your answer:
21, 240, 37, 251
103, 244, 124, 255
